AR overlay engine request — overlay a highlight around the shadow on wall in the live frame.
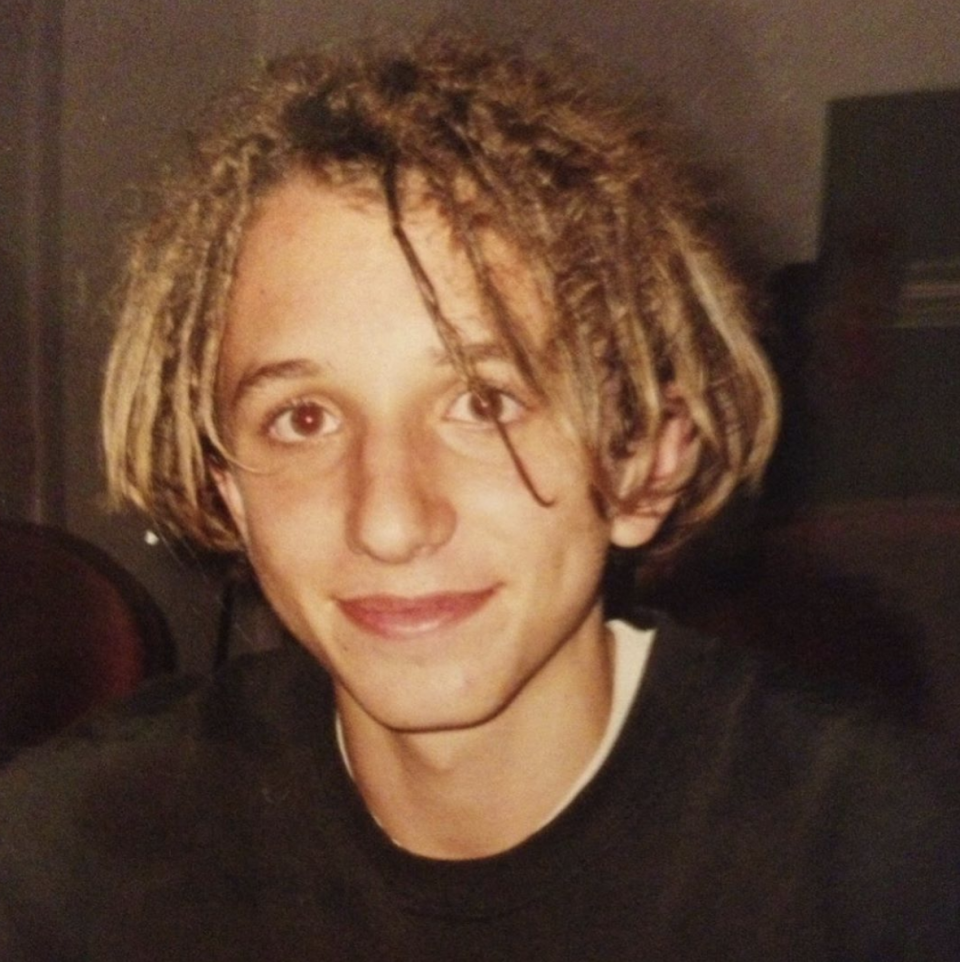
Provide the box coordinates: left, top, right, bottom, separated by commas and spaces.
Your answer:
0, 245, 36, 520
510, 0, 815, 264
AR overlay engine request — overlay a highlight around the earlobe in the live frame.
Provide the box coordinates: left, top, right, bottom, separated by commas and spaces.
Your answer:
608, 404, 696, 549
212, 466, 250, 544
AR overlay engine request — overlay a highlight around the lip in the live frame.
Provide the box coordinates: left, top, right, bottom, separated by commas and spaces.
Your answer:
336, 588, 498, 639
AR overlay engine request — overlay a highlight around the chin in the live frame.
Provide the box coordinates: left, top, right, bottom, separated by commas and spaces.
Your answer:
341, 669, 520, 736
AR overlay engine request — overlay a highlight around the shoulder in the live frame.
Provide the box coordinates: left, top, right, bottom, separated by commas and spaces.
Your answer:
607, 609, 960, 955
0, 644, 340, 954
0, 641, 335, 801
634, 605, 945, 743
624, 607, 960, 844
629, 609, 960, 938
0, 645, 336, 885
0, 645, 348, 958
637, 607, 959, 788
4, 642, 326, 767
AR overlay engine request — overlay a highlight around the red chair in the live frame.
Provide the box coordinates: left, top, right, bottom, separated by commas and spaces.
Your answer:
0, 521, 175, 763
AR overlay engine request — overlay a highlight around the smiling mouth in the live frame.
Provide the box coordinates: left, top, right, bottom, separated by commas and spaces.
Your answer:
336, 588, 498, 639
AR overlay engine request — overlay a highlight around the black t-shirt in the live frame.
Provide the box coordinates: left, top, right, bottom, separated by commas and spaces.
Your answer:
1, 613, 958, 960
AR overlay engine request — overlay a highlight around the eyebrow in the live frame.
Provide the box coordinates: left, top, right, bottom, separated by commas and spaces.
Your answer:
229, 340, 514, 410
437, 340, 512, 367
230, 358, 326, 411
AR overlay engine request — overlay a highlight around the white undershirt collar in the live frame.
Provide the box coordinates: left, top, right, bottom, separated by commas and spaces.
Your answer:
335, 619, 656, 831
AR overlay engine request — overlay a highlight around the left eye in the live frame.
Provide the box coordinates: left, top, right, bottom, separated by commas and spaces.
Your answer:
267, 400, 341, 443
446, 387, 527, 426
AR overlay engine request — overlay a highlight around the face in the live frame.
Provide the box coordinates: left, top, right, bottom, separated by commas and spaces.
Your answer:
215, 174, 669, 737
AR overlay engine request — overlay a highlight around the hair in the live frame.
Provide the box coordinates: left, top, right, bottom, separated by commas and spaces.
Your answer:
102, 31, 779, 557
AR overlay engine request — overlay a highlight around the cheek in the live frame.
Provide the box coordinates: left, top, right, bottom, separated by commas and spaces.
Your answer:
482, 465, 612, 589
543, 506, 612, 587
520, 440, 614, 575
235, 473, 342, 568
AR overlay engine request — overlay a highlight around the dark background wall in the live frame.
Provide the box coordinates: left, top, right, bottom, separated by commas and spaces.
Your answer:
1, 0, 63, 525
2, 0, 959, 669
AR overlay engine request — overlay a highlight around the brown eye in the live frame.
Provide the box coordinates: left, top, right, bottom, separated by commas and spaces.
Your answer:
447, 387, 526, 427
269, 400, 340, 443
468, 390, 502, 421
291, 403, 323, 434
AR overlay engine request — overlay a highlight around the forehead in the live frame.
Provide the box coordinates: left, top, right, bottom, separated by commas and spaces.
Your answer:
216, 174, 550, 401
233, 171, 547, 331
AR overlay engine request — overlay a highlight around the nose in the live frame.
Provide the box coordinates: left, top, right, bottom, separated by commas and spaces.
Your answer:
345, 424, 456, 564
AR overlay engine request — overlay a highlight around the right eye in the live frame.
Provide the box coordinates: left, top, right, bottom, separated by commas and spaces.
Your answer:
267, 399, 341, 444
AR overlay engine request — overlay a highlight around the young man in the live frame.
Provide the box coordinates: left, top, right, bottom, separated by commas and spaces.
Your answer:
1, 33, 957, 960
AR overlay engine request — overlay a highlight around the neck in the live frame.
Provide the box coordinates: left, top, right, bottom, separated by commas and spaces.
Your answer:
338, 623, 614, 860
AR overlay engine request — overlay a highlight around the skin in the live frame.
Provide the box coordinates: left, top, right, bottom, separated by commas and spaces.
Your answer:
214, 173, 686, 858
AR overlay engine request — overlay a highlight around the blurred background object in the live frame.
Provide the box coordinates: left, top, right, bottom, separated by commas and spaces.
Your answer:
0, 521, 175, 764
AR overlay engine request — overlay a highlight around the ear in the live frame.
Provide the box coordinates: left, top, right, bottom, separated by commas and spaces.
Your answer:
608, 404, 696, 549
212, 465, 250, 545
